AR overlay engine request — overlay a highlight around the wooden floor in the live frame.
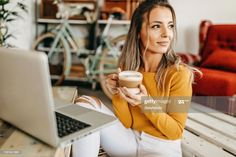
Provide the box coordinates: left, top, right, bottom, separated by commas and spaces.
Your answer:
182, 102, 236, 157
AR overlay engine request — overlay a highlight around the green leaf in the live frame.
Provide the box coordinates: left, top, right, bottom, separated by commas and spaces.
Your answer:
0, 0, 9, 5
4, 11, 23, 20
3, 34, 13, 41
6, 18, 16, 22
17, 2, 28, 13
11, 11, 18, 16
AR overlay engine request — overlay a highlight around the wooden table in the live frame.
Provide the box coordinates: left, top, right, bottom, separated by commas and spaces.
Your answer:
0, 86, 78, 157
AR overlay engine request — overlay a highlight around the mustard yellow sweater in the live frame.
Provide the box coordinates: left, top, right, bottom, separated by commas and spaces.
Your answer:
112, 65, 192, 140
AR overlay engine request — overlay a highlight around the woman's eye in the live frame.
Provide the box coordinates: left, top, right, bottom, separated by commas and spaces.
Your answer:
151, 25, 160, 29
169, 24, 174, 29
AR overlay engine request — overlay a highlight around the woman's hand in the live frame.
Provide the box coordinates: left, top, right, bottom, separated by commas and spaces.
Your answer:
105, 68, 121, 95
118, 84, 148, 106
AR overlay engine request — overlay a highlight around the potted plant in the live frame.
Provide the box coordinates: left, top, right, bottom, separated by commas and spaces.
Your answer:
0, 0, 27, 47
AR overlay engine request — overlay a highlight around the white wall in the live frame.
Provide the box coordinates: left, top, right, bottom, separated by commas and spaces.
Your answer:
169, 0, 236, 54
7, 0, 34, 49
10, 0, 236, 52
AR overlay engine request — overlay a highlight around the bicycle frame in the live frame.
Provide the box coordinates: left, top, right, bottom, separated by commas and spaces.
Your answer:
44, 15, 123, 85
47, 20, 75, 76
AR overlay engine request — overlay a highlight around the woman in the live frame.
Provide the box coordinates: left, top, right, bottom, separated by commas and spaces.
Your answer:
73, 0, 200, 156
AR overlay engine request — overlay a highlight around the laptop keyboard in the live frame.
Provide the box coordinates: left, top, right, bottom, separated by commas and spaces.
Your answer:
55, 112, 91, 138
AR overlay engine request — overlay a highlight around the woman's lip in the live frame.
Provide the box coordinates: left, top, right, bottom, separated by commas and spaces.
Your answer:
157, 42, 169, 46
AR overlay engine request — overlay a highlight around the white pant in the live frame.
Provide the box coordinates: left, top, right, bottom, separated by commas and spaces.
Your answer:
72, 96, 182, 157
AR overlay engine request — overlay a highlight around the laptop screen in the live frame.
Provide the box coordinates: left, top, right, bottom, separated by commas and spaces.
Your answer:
0, 48, 58, 146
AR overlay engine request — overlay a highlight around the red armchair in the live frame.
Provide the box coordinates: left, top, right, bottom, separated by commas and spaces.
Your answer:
179, 20, 236, 115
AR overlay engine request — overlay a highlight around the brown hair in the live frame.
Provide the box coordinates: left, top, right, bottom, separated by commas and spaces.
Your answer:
119, 0, 201, 91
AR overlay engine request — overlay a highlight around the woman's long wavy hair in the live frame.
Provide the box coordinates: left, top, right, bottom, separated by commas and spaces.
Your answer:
119, 0, 201, 91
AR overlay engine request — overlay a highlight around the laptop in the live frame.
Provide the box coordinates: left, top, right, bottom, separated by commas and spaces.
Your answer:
0, 47, 117, 147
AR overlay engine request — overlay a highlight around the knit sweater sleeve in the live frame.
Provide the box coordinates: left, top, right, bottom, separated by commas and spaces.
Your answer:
144, 67, 192, 140
112, 94, 133, 128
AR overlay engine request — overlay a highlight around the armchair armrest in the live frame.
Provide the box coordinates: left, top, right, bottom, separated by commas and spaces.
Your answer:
177, 52, 201, 66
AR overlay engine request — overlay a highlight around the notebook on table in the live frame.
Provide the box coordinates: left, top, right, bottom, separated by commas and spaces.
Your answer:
0, 47, 117, 147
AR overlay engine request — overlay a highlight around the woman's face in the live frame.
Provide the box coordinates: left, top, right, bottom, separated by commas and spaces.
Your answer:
140, 6, 174, 54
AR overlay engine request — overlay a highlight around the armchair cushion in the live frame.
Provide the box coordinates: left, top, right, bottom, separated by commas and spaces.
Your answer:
201, 49, 236, 72
201, 25, 236, 62
193, 68, 236, 96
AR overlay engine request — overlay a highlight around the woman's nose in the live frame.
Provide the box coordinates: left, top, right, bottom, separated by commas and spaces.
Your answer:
161, 27, 169, 38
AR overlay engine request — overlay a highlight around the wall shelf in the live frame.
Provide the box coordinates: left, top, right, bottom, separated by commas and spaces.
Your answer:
37, 18, 89, 25
98, 19, 130, 25
37, 18, 131, 25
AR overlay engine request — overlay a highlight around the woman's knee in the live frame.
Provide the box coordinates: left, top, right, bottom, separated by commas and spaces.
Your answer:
75, 95, 114, 116
75, 95, 102, 109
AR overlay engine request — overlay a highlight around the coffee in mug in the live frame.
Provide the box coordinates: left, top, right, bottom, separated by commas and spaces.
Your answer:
118, 71, 143, 94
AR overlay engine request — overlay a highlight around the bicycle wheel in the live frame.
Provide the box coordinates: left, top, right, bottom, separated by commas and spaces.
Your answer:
32, 32, 69, 85
99, 34, 127, 99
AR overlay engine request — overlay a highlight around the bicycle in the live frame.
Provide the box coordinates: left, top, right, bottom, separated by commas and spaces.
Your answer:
32, 1, 127, 99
